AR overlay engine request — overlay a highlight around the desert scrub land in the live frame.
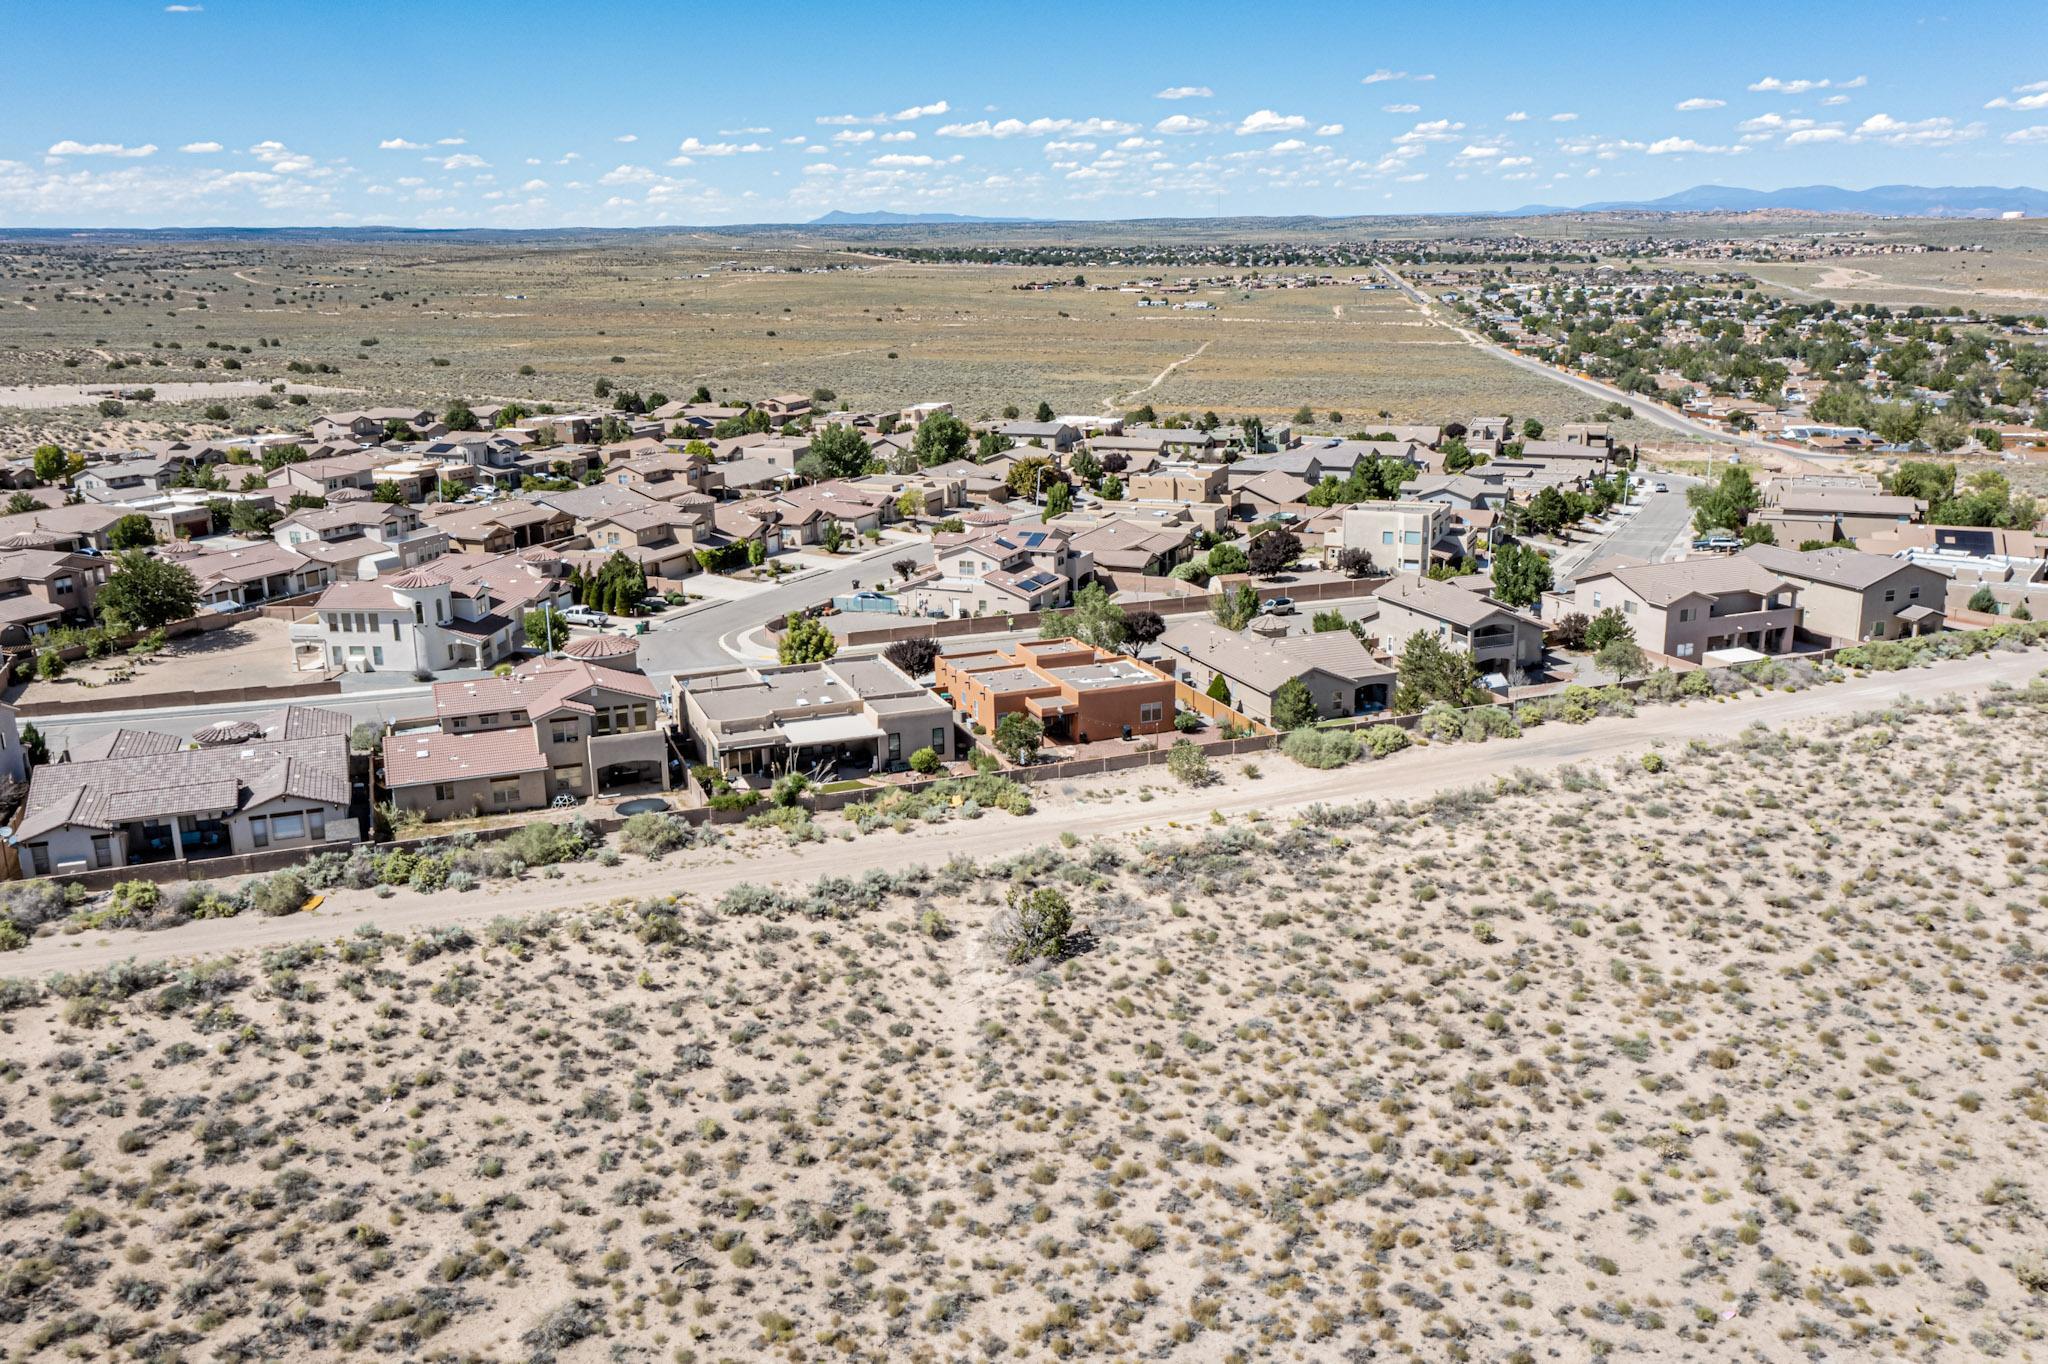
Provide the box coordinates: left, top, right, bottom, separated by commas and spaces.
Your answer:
2, 685, 2047, 1361
0, 233, 1652, 453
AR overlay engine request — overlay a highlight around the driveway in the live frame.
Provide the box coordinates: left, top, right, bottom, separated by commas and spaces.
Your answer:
1551, 482, 1700, 589
19, 644, 2043, 975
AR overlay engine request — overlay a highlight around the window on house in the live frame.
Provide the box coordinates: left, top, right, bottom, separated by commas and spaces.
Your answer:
1677, 643, 1695, 658
272, 813, 305, 841
1883, 589, 1895, 603
90, 835, 111, 868
888, 733, 901, 760
931, 727, 946, 754
551, 725, 577, 745
1623, 600, 1635, 614
490, 777, 520, 805
1139, 701, 1163, 723
250, 817, 268, 848
1678, 607, 1692, 622
372, 647, 384, 666
1381, 530, 1393, 545
434, 783, 455, 802
310, 810, 325, 840
1591, 592, 1602, 609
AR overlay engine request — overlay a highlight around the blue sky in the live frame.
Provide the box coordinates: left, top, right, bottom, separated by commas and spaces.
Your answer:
3, 0, 2045, 227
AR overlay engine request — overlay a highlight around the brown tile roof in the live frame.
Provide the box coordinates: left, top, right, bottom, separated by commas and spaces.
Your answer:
18, 731, 349, 842
382, 726, 546, 788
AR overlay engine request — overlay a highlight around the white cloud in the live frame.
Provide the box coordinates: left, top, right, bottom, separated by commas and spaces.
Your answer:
1737, 113, 1815, 133
721, 127, 772, 136
378, 138, 425, 150
1454, 144, 1501, 160
1550, 112, 1578, 122
1154, 114, 1213, 135
1505, 111, 1529, 122
1155, 86, 1212, 100
47, 141, 157, 158
1785, 128, 1848, 144
1362, 68, 1430, 84
519, 178, 548, 191
871, 153, 943, 167
676, 137, 763, 156
1676, 97, 1725, 111
878, 130, 916, 143
1987, 81, 2048, 111
833, 129, 876, 144
2005, 125, 2048, 144
1315, 123, 1344, 136
1749, 74, 1864, 95
1236, 110, 1307, 136
439, 152, 488, 170
1394, 119, 1463, 144
1381, 103, 1420, 114
435, 137, 466, 146
1821, 94, 1852, 106
1855, 113, 1984, 146
178, 141, 222, 154
614, 134, 638, 143
937, 116, 1136, 139
1647, 136, 1743, 155
163, 4, 201, 10
818, 101, 951, 127
1498, 155, 1534, 167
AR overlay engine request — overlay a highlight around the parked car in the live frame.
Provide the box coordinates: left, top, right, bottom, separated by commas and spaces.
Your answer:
1652, 481, 1670, 493
1262, 596, 1297, 616
560, 605, 608, 627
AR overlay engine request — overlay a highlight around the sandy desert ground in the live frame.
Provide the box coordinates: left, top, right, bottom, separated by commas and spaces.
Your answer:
2, 671, 2045, 1362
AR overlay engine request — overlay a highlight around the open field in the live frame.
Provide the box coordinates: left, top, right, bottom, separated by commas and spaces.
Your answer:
0, 229, 1696, 453
2, 677, 2045, 1361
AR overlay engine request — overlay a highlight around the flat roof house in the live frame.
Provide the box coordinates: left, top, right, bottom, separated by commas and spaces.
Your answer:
1156, 618, 1393, 722
1569, 555, 1801, 661
934, 638, 1176, 747
1373, 574, 1546, 683
12, 705, 357, 877
676, 655, 952, 780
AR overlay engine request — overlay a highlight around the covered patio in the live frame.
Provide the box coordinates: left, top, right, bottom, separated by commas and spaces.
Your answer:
779, 712, 884, 778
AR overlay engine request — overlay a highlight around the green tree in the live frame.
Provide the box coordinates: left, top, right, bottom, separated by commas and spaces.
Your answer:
1271, 677, 1318, 729
107, 513, 156, 549
1034, 401, 1055, 423
1584, 607, 1633, 651
809, 423, 872, 480
31, 444, 66, 484
1205, 673, 1232, 705
1392, 631, 1480, 712
5, 492, 45, 515
1968, 585, 1999, 614
443, 400, 480, 431
1489, 542, 1552, 607
260, 443, 308, 471
1211, 582, 1261, 630
371, 481, 408, 505
993, 711, 1044, 764
1596, 635, 1649, 681
1005, 455, 1055, 499
229, 502, 279, 536
1885, 460, 1956, 505
1686, 466, 1760, 535
96, 551, 198, 631
1521, 418, 1544, 439
524, 608, 568, 651
1041, 479, 1073, 522
1205, 541, 1250, 577
1525, 485, 1570, 535
778, 611, 838, 664
911, 412, 972, 467
976, 430, 1015, 461
996, 885, 1071, 962
1098, 473, 1123, 500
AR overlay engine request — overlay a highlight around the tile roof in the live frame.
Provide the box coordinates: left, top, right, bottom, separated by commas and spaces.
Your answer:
1578, 555, 1795, 608
18, 730, 350, 842
1377, 573, 1535, 629
383, 726, 546, 789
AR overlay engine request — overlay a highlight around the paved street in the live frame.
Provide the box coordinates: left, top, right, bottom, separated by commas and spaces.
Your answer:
1550, 480, 1701, 589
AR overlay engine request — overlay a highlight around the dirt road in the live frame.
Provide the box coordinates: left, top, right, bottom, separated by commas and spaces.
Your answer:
16, 647, 2041, 975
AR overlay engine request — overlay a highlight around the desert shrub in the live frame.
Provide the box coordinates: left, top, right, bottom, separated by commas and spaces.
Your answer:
1679, 669, 1714, 697
1165, 739, 1213, 787
1280, 727, 1360, 769
1637, 669, 1680, 702
108, 880, 161, 918
771, 772, 810, 808
249, 870, 310, 917
1363, 725, 1411, 758
1462, 705, 1521, 742
0, 919, 25, 952
1640, 751, 1665, 773
1419, 704, 1467, 742
619, 811, 689, 858
908, 745, 942, 774
719, 882, 800, 917
707, 790, 760, 813
747, 805, 822, 844
1, 879, 80, 928
990, 886, 1073, 964
499, 820, 590, 867
0, 977, 41, 1010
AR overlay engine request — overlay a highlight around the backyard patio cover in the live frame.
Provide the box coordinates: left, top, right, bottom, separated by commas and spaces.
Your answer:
778, 714, 884, 747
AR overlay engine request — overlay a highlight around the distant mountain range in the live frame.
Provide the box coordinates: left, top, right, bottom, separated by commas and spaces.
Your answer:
1507, 183, 2048, 219
808, 209, 1040, 226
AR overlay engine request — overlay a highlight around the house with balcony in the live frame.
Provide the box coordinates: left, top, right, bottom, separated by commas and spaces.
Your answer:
1373, 573, 1546, 683
1156, 618, 1393, 722
1568, 555, 1802, 661
273, 502, 446, 577
296, 552, 569, 674
11, 705, 357, 876
383, 644, 667, 819
913, 525, 1090, 618
1737, 544, 1945, 643
0, 547, 107, 643
1323, 501, 1456, 575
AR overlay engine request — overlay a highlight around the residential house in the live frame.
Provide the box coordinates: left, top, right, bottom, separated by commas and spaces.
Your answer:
11, 705, 357, 877
1156, 618, 1393, 721
423, 500, 575, 554
384, 651, 667, 819
1373, 573, 1547, 683
934, 638, 1176, 746
1323, 501, 1455, 574
297, 553, 568, 674
677, 655, 953, 778
1568, 555, 1801, 661
916, 526, 1090, 617
1759, 487, 1924, 544
167, 540, 330, 608
267, 451, 384, 499
1064, 516, 1198, 577
0, 547, 107, 643
273, 502, 446, 576
1127, 464, 1228, 504
1737, 544, 1945, 642
994, 420, 1081, 452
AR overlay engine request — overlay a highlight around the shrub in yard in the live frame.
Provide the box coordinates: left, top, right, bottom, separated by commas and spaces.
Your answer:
249, 870, 310, 917
771, 772, 810, 808
1165, 738, 1213, 786
500, 820, 591, 866
108, 880, 161, 919
908, 745, 942, 774
1679, 669, 1713, 697
707, 789, 760, 813
1280, 727, 1360, 769
990, 886, 1073, 964
1363, 725, 1411, 758
619, 811, 689, 857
